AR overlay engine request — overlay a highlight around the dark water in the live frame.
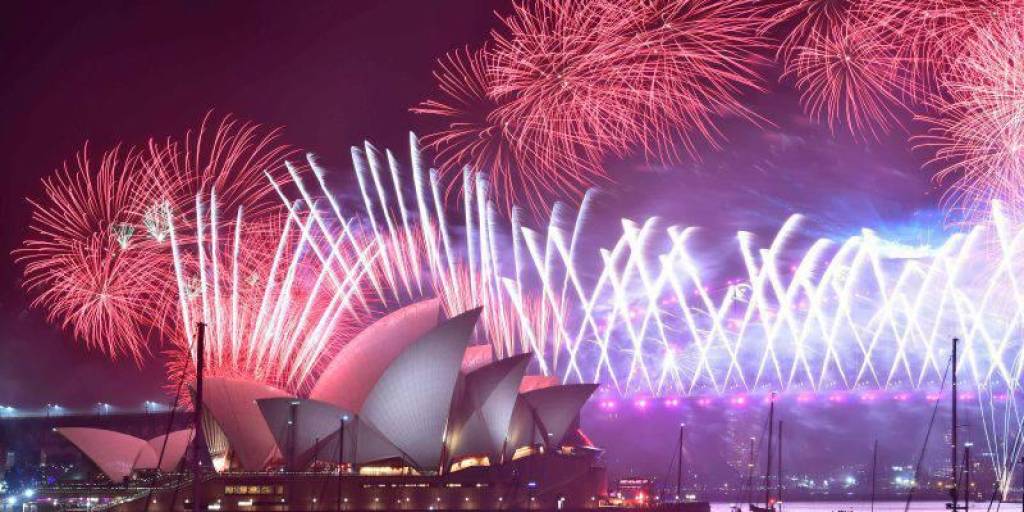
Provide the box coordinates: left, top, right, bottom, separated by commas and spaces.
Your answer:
711, 503, 1004, 512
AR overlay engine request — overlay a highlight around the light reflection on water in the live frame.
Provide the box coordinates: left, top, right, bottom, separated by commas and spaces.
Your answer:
710, 503, 1000, 512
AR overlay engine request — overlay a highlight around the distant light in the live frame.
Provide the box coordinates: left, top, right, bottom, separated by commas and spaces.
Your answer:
6, 496, 17, 505
23, 489, 35, 498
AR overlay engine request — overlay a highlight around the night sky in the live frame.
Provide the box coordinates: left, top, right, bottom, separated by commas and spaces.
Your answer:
0, 1, 942, 416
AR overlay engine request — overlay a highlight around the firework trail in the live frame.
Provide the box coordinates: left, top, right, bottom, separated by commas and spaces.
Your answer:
165, 191, 378, 394
280, 137, 1024, 398
20, 129, 1024, 404
281, 141, 556, 371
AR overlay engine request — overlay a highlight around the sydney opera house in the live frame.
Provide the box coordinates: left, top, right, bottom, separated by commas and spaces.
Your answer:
43, 300, 607, 510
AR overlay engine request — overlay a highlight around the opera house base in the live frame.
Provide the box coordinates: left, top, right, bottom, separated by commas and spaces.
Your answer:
46, 452, 606, 512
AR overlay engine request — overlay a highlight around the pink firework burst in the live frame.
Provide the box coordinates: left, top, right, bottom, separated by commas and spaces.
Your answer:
786, 18, 909, 139
489, 0, 640, 160
416, 0, 769, 216
594, 0, 770, 159
918, 10, 1024, 222
857, 0, 1004, 102
414, 48, 604, 217
770, 0, 859, 60
18, 113, 299, 364
141, 111, 298, 238
16, 145, 173, 361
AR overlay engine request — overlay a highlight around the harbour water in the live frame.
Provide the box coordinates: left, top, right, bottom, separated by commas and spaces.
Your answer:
710, 503, 1001, 512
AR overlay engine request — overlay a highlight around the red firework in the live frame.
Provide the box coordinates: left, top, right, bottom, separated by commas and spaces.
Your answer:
592, 0, 770, 159
18, 113, 299, 364
490, 0, 769, 170
416, 0, 769, 217
413, 48, 604, 216
16, 145, 173, 361
918, 9, 1024, 222
857, 0, 1005, 102
164, 214, 371, 396
141, 111, 298, 237
786, 18, 908, 139
489, 0, 640, 160
771, 0, 858, 60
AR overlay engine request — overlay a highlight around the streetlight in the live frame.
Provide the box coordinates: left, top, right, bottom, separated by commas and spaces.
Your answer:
336, 415, 349, 512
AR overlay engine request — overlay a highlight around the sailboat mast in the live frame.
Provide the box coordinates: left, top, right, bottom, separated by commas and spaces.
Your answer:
193, 322, 206, 512
964, 444, 970, 512
777, 421, 783, 509
870, 440, 878, 512
746, 436, 755, 505
952, 338, 959, 511
677, 423, 685, 500
765, 393, 775, 509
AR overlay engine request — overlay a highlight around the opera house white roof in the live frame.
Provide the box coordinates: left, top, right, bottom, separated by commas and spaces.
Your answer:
59, 301, 598, 479
57, 427, 194, 482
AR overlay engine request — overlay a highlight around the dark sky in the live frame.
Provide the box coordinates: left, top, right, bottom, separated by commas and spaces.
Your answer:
0, 1, 942, 410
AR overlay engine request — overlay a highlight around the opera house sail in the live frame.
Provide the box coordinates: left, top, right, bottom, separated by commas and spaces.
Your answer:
45, 301, 605, 511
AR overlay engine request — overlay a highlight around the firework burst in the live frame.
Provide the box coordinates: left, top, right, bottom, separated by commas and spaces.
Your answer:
412, 48, 599, 217
141, 111, 298, 237
18, 113, 298, 363
918, 10, 1024, 222
416, 0, 769, 217
16, 145, 172, 361
786, 19, 908, 138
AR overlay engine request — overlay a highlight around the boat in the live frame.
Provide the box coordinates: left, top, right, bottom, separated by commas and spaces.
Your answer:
749, 392, 780, 512
659, 423, 711, 512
